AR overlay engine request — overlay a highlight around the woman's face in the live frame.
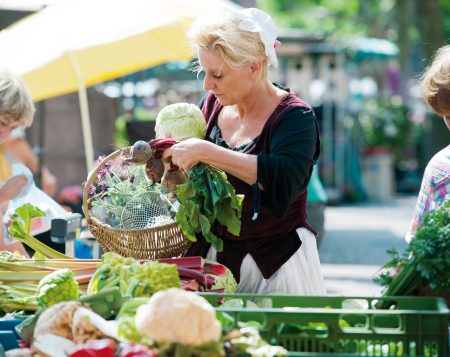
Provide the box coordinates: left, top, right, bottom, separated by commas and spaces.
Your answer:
198, 48, 253, 106
0, 115, 19, 142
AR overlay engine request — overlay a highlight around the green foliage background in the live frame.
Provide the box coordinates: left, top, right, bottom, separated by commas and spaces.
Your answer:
257, 0, 450, 42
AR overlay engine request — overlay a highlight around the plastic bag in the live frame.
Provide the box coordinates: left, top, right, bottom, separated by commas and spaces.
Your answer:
3, 163, 68, 240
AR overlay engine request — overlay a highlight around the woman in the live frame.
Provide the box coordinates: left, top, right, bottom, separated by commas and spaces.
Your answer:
164, 8, 326, 294
0, 67, 35, 255
406, 45, 450, 242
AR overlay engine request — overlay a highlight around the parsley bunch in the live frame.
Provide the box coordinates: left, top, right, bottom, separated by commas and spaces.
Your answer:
375, 200, 450, 305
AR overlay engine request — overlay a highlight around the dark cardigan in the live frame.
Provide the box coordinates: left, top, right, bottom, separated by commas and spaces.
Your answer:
186, 88, 320, 282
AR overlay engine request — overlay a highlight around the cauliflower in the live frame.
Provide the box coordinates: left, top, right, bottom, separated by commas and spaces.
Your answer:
155, 103, 206, 141
33, 300, 82, 340
33, 300, 118, 350
134, 288, 221, 346
71, 307, 118, 344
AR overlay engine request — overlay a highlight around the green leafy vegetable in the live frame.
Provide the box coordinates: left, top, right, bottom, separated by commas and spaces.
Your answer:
89, 164, 156, 228
36, 268, 80, 308
125, 261, 181, 297
87, 252, 135, 294
79, 287, 129, 319
116, 298, 150, 343
410, 200, 450, 292
87, 252, 181, 298
175, 164, 244, 251
155, 102, 206, 141
8, 204, 71, 259
375, 200, 450, 304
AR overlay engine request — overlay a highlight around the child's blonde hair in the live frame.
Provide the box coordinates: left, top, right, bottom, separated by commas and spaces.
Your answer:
0, 68, 35, 127
420, 45, 450, 117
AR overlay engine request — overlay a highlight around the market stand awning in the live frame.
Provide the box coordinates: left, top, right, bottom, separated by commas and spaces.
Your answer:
0, 0, 241, 171
348, 37, 399, 60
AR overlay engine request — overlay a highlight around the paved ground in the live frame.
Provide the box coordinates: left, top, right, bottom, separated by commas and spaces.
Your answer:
318, 194, 417, 297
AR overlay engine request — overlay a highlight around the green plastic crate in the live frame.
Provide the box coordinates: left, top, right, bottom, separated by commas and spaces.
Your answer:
200, 294, 450, 357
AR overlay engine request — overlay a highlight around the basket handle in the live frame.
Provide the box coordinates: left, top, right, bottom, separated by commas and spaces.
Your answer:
82, 147, 131, 219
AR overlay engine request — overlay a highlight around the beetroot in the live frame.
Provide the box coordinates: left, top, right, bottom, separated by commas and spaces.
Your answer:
161, 169, 188, 194
126, 140, 152, 164
149, 138, 177, 159
145, 158, 164, 183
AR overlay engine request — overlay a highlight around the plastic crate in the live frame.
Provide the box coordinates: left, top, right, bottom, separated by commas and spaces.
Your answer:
200, 294, 450, 357
0, 320, 20, 351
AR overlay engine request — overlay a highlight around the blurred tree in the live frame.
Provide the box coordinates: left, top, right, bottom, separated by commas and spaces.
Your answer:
258, 0, 449, 161
415, 0, 446, 59
257, 0, 449, 78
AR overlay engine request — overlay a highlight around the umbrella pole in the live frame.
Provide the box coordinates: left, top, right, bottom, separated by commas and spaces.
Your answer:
68, 50, 94, 173
77, 84, 94, 173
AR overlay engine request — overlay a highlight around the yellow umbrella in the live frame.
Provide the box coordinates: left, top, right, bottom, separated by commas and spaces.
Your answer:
0, 0, 241, 171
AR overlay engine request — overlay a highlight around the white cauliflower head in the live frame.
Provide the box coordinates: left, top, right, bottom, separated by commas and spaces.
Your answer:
134, 288, 221, 346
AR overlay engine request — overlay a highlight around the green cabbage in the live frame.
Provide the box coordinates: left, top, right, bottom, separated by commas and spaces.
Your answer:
155, 103, 206, 140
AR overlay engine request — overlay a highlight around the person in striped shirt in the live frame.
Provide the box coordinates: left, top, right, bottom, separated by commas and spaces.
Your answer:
406, 45, 450, 242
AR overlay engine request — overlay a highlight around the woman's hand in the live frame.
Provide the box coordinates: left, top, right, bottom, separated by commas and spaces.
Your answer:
162, 138, 208, 171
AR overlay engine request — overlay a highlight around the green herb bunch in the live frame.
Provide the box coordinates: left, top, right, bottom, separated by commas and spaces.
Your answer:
410, 199, 450, 292
88, 157, 156, 227
375, 200, 450, 302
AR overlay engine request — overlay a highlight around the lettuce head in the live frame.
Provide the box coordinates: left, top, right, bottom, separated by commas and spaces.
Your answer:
155, 102, 206, 141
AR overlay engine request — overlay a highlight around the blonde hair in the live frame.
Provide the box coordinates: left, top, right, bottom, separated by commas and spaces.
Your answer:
420, 45, 450, 116
0, 68, 35, 127
187, 12, 269, 78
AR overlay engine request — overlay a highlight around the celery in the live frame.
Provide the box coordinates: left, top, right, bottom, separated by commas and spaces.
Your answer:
0, 284, 38, 313
7, 282, 38, 294
0, 261, 59, 272
0, 270, 50, 282
14, 259, 99, 269
8, 204, 72, 259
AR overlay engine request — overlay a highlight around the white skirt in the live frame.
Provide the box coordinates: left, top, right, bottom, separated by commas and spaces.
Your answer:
207, 227, 327, 295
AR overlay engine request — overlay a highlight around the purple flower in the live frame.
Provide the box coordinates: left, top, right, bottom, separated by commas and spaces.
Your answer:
119, 169, 128, 180
88, 185, 96, 196
95, 155, 105, 166
101, 184, 109, 193
130, 175, 136, 183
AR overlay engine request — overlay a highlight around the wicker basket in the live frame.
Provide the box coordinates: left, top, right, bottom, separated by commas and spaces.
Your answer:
82, 148, 191, 259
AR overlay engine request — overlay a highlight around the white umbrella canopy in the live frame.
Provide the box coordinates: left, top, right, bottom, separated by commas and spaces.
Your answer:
0, 0, 241, 171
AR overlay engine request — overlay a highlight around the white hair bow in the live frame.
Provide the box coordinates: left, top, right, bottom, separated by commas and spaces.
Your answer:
236, 8, 279, 68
